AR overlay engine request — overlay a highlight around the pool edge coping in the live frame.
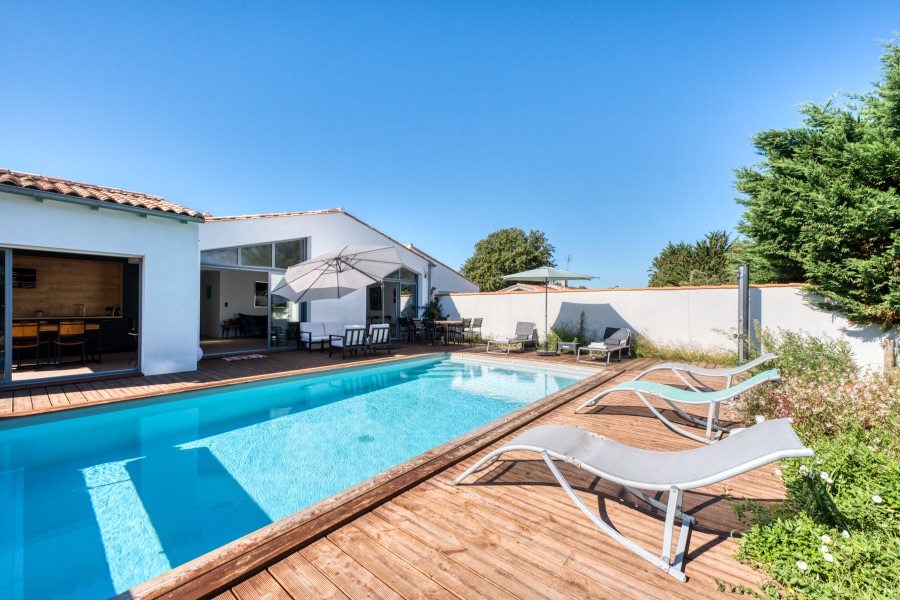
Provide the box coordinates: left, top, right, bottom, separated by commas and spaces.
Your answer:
115, 363, 624, 600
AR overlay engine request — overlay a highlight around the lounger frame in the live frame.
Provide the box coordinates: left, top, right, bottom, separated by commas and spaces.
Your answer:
634, 353, 778, 392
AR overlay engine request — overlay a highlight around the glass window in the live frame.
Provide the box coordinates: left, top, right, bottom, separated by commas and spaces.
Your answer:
201, 248, 238, 265
240, 244, 273, 267
385, 267, 418, 281
400, 283, 417, 317
274, 240, 303, 269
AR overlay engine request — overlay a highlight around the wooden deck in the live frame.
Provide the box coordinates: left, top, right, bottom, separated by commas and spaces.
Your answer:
2, 345, 776, 598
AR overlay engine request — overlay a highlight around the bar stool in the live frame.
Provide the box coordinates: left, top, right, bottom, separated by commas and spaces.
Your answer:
85, 322, 102, 363
53, 321, 86, 367
12, 322, 43, 369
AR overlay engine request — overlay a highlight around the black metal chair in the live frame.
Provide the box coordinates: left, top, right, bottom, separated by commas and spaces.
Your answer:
469, 317, 483, 341
367, 323, 392, 355
329, 326, 368, 359
398, 317, 412, 342
410, 318, 427, 343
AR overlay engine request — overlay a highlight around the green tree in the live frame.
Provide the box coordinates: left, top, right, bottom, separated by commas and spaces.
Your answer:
647, 230, 736, 287
461, 228, 556, 291
735, 41, 900, 327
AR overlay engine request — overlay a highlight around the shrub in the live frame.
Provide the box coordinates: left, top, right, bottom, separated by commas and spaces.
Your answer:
548, 311, 593, 346
729, 328, 900, 598
737, 329, 899, 436
734, 426, 900, 599
631, 335, 739, 366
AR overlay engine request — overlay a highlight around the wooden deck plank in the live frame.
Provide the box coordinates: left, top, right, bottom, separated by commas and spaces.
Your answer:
267, 552, 350, 600
372, 502, 570, 599
327, 525, 456, 599
12, 389, 33, 412
404, 480, 691, 600
29, 388, 52, 410
73, 382, 106, 403
60, 383, 89, 404
352, 511, 521, 600
0, 389, 14, 414
230, 570, 293, 600
299, 538, 403, 600
45, 385, 71, 407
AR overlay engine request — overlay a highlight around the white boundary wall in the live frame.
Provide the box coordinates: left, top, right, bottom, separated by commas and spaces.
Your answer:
441, 284, 888, 370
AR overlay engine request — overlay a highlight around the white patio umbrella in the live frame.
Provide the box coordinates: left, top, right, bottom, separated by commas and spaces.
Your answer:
271, 244, 405, 304
501, 266, 596, 355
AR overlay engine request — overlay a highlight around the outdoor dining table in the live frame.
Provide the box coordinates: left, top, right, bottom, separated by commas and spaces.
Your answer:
433, 320, 463, 345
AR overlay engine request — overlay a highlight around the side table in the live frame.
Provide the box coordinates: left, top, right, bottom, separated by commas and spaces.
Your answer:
556, 341, 582, 354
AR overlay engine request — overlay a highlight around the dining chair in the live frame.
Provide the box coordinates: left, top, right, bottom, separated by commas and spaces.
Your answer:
470, 318, 483, 341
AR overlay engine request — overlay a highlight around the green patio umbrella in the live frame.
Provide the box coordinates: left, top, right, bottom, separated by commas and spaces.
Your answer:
501, 266, 596, 355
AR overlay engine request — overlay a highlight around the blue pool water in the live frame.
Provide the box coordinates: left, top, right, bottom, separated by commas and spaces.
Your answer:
0, 355, 586, 599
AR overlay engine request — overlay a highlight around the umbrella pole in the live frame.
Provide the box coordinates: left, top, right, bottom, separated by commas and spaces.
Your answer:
545, 281, 549, 351
535, 279, 557, 356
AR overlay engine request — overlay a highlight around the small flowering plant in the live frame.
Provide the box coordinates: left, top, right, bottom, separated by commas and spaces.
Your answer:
735, 426, 900, 597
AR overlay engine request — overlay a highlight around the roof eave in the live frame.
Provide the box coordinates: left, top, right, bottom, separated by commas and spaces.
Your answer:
0, 184, 205, 223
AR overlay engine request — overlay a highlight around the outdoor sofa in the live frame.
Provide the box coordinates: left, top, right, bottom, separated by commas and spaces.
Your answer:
298, 321, 346, 352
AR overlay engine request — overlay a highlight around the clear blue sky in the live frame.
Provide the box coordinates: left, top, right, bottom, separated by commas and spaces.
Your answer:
2, 1, 897, 287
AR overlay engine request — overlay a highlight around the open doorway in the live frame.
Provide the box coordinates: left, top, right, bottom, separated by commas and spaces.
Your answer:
3, 248, 141, 387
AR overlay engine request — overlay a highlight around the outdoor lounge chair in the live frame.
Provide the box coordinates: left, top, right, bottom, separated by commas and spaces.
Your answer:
486, 321, 537, 354
575, 369, 781, 444
366, 323, 391, 355
576, 327, 631, 364
454, 418, 813, 582
329, 326, 368, 359
634, 353, 778, 391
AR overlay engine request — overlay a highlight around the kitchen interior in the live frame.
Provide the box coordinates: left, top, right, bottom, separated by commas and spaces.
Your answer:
9, 250, 141, 384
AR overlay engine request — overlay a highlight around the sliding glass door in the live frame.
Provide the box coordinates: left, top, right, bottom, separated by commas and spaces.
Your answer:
1, 249, 9, 384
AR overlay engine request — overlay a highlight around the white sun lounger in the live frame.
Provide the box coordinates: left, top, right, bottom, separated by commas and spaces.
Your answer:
454, 418, 812, 582
575, 369, 781, 444
634, 353, 778, 392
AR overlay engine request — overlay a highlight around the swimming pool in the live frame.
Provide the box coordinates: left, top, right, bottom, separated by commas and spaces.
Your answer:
0, 355, 588, 599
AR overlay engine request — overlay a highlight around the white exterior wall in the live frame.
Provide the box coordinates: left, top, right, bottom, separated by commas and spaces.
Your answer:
442, 285, 887, 370
1, 191, 201, 376
199, 212, 477, 323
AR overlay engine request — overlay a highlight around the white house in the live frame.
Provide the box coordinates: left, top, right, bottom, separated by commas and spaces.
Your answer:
198, 210, 478, 350
0, 168, 204, 386
1, 168, 478, 388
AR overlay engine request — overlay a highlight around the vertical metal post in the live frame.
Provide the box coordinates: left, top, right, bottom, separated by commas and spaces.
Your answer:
737, 265, 749, 364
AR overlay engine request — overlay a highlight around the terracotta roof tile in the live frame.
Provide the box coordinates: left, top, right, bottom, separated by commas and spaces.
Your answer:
0, 168, 204, 219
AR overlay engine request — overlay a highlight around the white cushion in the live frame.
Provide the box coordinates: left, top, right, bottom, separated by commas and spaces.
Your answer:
299, 322, 326, 337
323, 321, 346, 337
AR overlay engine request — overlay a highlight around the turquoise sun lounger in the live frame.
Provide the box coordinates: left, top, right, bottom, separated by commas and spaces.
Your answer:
633, 353, 778, 391
575, 368, 781, 443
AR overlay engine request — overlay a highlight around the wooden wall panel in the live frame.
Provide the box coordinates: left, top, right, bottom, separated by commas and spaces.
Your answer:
12, 256, 123, 318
